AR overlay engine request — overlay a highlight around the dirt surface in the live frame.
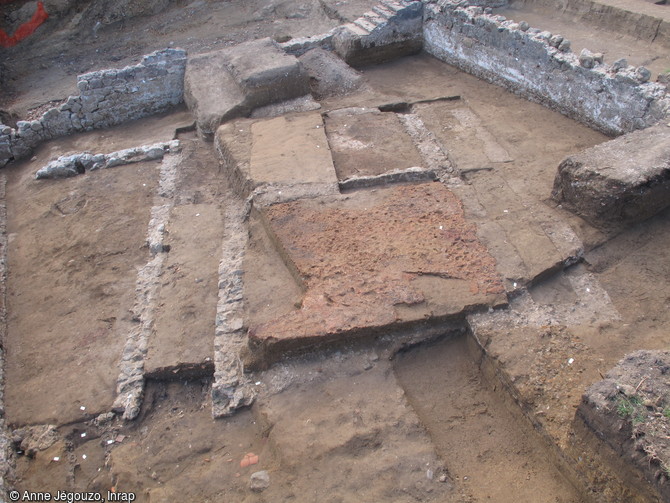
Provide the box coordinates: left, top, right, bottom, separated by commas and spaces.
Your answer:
3, 0, 670, 501
395, 336, 584, 503
0, 0, 378, 118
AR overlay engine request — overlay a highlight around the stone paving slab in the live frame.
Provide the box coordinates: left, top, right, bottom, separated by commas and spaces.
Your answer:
144, 203, 222, 380
250, 112, 337, 185
249, 182, 506, 357
324, 107, 424, 181
216, 112, 340, 199
413, 99, 586, 289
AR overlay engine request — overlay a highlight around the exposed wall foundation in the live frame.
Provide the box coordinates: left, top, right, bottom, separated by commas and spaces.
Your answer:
422, 0, 669, 136
0, 48, 186, 168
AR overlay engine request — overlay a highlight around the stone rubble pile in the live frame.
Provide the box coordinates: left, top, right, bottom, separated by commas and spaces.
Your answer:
35, 140, 181, 179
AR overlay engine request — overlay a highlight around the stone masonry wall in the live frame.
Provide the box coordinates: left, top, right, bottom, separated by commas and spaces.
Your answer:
423, 0, 670, 136
0, 48, 186, 167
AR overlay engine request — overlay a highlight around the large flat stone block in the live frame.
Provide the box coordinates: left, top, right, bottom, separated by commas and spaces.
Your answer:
215, 112, 339, 197
552, 124, 670, 228
324, 107, 423, 181
226, 37, 310, 108
184, 50, 246, 137
184, 38, 310, 137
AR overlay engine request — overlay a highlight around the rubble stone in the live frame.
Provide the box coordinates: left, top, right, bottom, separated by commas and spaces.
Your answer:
578, 48, 595, 68
635, 66, 651, 83
35, 141, 181, 179
611, 58, 628, 71
249, 471, 270, 492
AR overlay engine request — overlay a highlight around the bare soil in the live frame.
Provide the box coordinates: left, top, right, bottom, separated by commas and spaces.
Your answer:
2, 0, 670, 502
395, 336, 584, 503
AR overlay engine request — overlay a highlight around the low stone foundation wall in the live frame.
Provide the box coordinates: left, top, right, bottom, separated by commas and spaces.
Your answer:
507, 0, 670, 48
423, 0, 669, 136
0, 48, 186, 167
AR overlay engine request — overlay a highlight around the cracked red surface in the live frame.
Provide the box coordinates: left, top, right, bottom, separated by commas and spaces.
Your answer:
250, 182, 505, 349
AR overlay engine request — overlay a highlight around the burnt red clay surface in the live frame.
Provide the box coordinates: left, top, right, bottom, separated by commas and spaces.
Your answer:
250, 182, 505, 352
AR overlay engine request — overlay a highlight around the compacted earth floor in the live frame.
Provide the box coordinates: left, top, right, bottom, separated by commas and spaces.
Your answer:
1, 0, 670, 502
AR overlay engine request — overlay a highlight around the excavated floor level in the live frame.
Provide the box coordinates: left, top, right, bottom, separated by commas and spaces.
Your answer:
2, 0, 670, 501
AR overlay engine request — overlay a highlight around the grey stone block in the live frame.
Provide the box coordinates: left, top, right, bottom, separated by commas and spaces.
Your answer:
224, 37, 310, 108
184, 39, 310, 138
552, 124, 670, 228
184, 50, 248, 138
298, 48, 363, 99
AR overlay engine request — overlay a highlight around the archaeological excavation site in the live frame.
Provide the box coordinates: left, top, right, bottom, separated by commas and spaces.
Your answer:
1, 0, 670, 501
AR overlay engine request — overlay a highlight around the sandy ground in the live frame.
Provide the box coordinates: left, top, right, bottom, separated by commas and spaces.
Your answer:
2, 0, 670, 501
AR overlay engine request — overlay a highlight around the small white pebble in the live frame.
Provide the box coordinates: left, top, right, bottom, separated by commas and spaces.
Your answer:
82, 454, 87, 460
53, 456, 60, 462
568, 358, 575, 365
107, 439, 114, 445
80, 406, 86, 411
255, 381, 261, 386
196, 213, 200, 217
81, 432, 87, 438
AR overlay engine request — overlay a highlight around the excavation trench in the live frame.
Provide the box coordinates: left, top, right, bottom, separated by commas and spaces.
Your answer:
394, 332, 586, 503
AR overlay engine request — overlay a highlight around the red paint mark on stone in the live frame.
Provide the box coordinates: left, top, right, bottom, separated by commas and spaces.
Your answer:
0, 2, 49, 48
